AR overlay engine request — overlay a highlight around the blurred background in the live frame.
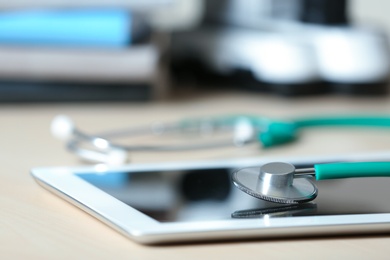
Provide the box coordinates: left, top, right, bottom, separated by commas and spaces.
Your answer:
0, 0, 390, 102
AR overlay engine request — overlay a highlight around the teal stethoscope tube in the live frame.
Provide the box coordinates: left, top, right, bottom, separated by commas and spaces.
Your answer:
314, 162, 390, 180
295, 116, 390, 128
256, 116, 390, 148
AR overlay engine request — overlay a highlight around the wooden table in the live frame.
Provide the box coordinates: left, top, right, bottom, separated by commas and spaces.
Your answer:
2, 91, 390, 259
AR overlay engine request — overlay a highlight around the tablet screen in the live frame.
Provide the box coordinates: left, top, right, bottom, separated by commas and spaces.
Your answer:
77, 166, 390, 223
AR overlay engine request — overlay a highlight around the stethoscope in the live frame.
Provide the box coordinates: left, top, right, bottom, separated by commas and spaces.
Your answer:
52, 114, 390, 203
232, 161, 390, 204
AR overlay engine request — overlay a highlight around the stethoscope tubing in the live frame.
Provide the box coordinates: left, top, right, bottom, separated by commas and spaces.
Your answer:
289, 161, 390, 180
314, 161, 390, 180
294, 116, 390, 128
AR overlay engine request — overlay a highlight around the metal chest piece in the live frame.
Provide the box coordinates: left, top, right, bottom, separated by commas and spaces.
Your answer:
232, 162, 318, 204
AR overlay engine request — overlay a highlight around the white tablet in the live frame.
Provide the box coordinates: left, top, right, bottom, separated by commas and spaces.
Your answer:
31, 152, 390, 245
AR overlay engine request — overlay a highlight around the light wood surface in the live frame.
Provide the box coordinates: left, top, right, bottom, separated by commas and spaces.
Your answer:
2, 91, 390, 259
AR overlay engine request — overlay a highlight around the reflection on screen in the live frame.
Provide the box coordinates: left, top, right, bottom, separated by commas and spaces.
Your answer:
77, 167, 390, 223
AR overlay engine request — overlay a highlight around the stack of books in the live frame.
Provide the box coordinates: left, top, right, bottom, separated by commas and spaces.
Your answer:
0, 2, 170, 102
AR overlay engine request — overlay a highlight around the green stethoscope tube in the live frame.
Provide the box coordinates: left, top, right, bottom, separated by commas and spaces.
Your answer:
295, 116, 390, 128
256, 116, 390, 148
314, 162, 390, 180
169, 115, 390, 149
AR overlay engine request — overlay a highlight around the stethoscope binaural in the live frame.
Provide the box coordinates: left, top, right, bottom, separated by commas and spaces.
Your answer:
51, 114, 390, 164
232, 161, 390, 204
51, 114, 263, 164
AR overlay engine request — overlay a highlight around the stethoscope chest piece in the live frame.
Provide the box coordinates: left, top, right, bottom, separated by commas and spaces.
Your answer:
232, 162, 318, 204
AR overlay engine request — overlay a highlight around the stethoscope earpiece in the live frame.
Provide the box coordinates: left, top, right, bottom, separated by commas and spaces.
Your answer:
51, 115, 129, 165
51, 115, 75, 140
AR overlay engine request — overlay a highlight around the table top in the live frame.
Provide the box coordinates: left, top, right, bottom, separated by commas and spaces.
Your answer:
2, 91, 390, 259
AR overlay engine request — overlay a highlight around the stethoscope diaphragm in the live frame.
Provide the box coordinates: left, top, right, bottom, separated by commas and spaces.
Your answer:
232, 162, 318, 204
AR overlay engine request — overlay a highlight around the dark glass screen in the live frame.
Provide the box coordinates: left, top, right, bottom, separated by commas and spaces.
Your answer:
77, 166, 390, 223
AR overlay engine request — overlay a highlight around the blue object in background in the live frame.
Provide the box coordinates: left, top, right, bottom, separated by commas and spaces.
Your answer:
0, 9, 132, 47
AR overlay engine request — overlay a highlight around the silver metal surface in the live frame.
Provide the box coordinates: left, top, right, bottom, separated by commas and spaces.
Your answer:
259, 162, 295, 188
232, 162, 318, 204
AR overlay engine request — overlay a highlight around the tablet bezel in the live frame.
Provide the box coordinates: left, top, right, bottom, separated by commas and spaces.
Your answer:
31, 152, 390, 244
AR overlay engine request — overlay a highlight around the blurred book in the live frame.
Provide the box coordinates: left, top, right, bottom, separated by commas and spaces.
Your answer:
0, 0, 172, 10
0, 44, 168, 102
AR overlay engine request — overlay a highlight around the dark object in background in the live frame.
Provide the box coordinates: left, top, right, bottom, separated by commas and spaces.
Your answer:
301, 0, 349, 25
171, 0, 390, 97
0, 81, 151, 102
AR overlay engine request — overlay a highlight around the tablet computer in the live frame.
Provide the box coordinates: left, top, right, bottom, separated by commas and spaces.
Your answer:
31, 152, 390, 245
